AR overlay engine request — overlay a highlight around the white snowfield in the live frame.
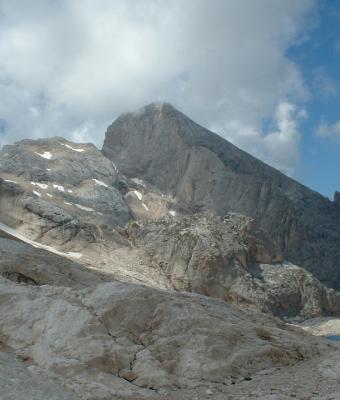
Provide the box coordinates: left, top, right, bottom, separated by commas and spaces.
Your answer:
131, 177, 146, 187
75, 204, 95, 212
132, 190, 143, 201
93, 179, 108, 188
46, 193, 53, 198
32, 191, 41, 197
60, 143, 85, 152
53, 184, 65, 192
31, 182, 48, 190
0, 222, 82, 259
35, 151, 52, 160
142, 203, 149, 211
169, 210, 177, 217
4, 179, 17, 184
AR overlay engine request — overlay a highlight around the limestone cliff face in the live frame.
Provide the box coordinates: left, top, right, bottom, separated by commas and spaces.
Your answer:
102, 102, 340, 289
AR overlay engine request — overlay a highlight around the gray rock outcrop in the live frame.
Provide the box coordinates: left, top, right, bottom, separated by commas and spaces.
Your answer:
0, 235, 333, 399
1, 134, 339, 320
0, 231, 109, 289
126, 212, 340, 319
103, 102, 340, 289
0, 137, 131, 253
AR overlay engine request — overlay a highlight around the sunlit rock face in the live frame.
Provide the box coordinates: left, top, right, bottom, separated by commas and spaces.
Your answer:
0, 137, 132, 255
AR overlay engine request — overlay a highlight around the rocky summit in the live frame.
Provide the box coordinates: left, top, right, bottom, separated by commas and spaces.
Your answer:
0, 103, 340, 399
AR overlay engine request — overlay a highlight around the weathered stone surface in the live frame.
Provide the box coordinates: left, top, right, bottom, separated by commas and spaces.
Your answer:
0, 137, 117, 186
103, 102, 340, 289
126, 212, 340, 318
0, 137, 131, 229
0, 235, 109, 289
0, 274, 332, 399
0, 138, 132, 257
0, 347, 79, 400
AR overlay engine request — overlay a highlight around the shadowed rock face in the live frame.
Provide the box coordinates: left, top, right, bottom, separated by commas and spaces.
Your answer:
102, 102, 340, 289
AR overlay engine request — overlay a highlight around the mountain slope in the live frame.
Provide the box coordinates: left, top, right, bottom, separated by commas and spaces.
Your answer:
102, 102, 340, 289
0, 227, 338, 399
1, 136, 339, 318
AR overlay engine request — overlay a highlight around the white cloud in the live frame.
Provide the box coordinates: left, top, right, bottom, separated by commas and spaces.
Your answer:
0, 0, 316, 174
212, 102, 305, 175
316, 119, 340, 138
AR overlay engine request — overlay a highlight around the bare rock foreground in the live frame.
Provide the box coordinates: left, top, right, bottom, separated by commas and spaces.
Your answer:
0, 234, 339, 399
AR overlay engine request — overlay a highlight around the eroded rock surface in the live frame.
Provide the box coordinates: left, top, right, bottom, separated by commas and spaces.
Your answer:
0, 234, 109, 289
0, 138, 132, 256
126, 212, 340, 318
0, 273, 334, 399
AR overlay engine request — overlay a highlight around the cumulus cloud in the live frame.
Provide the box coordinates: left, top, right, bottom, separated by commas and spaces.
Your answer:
0, 0, 316, 174
212, 102, 306, 175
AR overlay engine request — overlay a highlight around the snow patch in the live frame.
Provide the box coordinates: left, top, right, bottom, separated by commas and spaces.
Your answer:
142, 203, 149, 211
0, 222, 82, 259
66, 252, 83, 258
35, 151, 52, 160
67, 189, 73, 193
131, 178, 146, 187
31, 182, 48, 190
32, 191, 41, 197
61, 143, 85, 152
75, 204, 95, 212
4, 179, 17, 184
46, 193, 53, 198
132, 190, 143, 201
169, 210, 177, 217
46, 168, 51, 171
93, 179, 108, 188
53, 184, 65, 192
64, 201, 73, 206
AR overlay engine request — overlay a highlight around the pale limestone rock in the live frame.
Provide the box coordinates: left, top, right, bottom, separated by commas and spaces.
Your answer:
0, 274, 331, 399
126, 212, 340, 319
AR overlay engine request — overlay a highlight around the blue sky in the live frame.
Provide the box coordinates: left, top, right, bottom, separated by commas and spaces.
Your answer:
289, 0, 340, 198
0, 0, 338, 199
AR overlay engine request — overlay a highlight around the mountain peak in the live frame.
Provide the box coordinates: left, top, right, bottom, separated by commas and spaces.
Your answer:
118, 101, 179, 121
102, 102, 340, 290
